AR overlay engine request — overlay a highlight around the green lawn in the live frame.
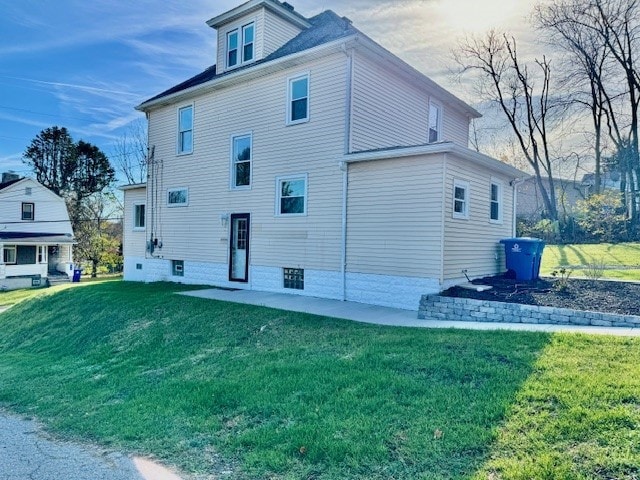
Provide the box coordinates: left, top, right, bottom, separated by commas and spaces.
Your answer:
541, 242, 640, 280
0, 281, 639, 479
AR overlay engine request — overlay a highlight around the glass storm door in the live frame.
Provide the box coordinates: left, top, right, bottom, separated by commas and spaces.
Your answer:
229, 213, 249, 282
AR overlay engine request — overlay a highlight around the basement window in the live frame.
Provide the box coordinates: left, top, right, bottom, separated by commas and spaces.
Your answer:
283, 267, 304, 290
171, 260, 184, 277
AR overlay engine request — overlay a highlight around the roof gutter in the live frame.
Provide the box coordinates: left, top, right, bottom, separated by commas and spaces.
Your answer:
136, 35, 359, 112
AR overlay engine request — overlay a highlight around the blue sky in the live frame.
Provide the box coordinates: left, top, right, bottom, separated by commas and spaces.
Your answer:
0, 0, 532, 178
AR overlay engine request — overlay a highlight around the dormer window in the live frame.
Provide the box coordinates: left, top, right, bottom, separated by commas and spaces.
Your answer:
226, 22, 255, 69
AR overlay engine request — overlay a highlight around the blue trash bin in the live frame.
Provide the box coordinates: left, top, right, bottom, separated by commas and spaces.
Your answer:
72, 269, 82, 282
500, 238, 545, 281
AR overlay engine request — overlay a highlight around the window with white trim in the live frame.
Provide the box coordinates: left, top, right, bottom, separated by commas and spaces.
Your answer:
428, 101, 442, 143
283, 267, 304, 290
177, 105, 193, 154
231, 134, 252, 189
276, 175, 307, 215
22, 202, 34, 221
37, 245, 47, 264
226, 22, 255, 69
167, 188, 188, 207
490, 180, 502, 222
134, 204, 145, 229
453, 179, 469, 219
288, 74, 309, 124
3, 245, 16, 264
171, 260, 184, 277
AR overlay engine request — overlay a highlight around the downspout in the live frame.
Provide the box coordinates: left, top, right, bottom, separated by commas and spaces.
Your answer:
340, 43, 354, 302
511, 177, 526, 237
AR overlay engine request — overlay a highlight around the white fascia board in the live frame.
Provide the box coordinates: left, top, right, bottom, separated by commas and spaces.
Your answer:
344, 142, 527, 179
137, 35, 358, 112
119, 182, 147, 191
206, 0, 310, 29
353, 35, 481, 120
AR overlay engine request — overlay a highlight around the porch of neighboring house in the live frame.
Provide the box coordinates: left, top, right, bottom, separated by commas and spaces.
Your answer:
0, 235, 75, 290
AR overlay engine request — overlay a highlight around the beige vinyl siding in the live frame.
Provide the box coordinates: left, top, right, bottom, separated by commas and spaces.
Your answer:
346, 154, 445, 278
262, 9, 302, 57
216, 9, 265, 71
350, 52, 428, 152
442, 154, 514, 281
350, 51, 471, 152
0, 180, 73, 236
122, 187, 147, 257
146, 52, 348, 271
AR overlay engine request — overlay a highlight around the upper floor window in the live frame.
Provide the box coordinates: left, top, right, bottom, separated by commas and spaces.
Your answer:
177, 105, 193, 154
231, 134, 252, 189
227, 22, 255, 69
288, 74, 309, 124
22, 202, 34, 221
276, 174, 307, 215
3, 245, 16, 264
490, 180, 503, 223
168, 188, 188, 207
428, 101, 441, 143
134, 204, 145, 229
453, 179, 469, 219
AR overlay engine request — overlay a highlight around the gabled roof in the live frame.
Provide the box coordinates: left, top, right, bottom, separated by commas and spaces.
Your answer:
139, 11, 355, 108
206, 0, 309, 29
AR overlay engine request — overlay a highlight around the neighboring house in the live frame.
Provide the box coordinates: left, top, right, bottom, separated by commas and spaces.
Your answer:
122, 0, 524, 310
517, 173, 622, 222
0, 173, 75, 290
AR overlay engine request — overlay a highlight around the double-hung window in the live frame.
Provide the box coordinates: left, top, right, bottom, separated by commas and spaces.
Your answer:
3, 245, 16, 264
276, 175, 307, 215
231, 134, 252, 189
453, 179, 469, 219
177, 105, 193, 154
22, 202, 34, 221
226, 22, 254, 69
490, 180, 502, 223
134, 204, 145, 229
428, 101, 441, 143
288, 74, 309, 124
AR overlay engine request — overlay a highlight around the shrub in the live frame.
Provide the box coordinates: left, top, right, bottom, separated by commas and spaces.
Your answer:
574, 192, 628, 243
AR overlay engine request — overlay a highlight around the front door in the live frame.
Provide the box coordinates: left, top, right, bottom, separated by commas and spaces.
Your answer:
229, 213, 250, 282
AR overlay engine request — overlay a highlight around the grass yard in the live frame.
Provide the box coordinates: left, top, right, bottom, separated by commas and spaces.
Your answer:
540, 242, 640, 280
0, 281, 639, 479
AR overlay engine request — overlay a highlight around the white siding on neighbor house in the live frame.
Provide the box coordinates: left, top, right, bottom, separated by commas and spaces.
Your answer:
442, 154, 515, 283
350, 52, 471, 152
346, 154, 445, 279
216, 9, 265, 71
146, 52, 348, 275
262, 9, 302, 57
0, 179, 73, 235
122, 187, 147, 258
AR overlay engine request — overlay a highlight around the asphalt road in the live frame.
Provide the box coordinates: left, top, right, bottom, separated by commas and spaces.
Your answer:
0, 413, 144, 480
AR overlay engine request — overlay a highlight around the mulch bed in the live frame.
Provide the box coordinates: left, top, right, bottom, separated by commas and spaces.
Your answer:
441, 275, 640, 316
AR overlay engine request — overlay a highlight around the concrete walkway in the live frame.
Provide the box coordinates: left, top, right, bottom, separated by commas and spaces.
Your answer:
179, 288, 640, 336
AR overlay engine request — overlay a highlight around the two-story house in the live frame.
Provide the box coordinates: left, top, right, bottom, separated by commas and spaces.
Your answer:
122, 0, 524, 310
0, 173, 75, 290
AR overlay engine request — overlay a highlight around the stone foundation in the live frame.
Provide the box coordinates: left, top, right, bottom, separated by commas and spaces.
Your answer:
418, 295, 640, 328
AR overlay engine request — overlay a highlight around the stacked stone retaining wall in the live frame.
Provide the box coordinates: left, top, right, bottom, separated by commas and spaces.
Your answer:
418, 295, 640, 328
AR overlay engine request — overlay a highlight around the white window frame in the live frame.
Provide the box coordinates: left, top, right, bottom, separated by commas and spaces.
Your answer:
22, 202, 34, 221
428, 100, 442, 143
226, 29, 239, 68
452, 179, 470, 220
37, 245, 47, 264
167, 188, 189, 207
275, 174, 308, 216
242, 22, 255, 63
171, 259, 184, 277
3, 245, 16, 264
177, 104, 194, 155
490, 178, 503, 224
287, 73, 310, 125
230, 133, 253, 190
133, 203, 146, 230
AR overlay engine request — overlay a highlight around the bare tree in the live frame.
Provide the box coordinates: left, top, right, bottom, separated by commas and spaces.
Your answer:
455, 32, 561, 221
112, 119, 148, 185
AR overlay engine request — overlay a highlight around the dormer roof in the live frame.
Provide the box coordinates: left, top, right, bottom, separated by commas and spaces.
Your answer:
206, 0, 309, 30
